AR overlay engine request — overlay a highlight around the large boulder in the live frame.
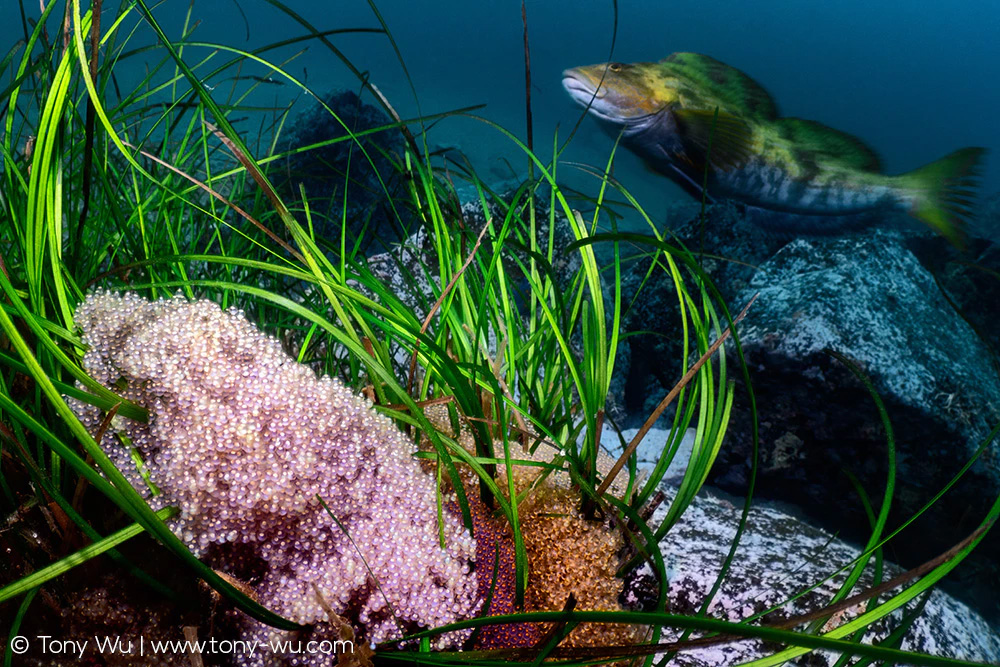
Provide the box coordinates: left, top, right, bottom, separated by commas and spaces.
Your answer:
617, 207, 1000, 626
903, 232, 1000, 359
651, 486, 1000, 665
712, 232, 1000, 619
276, 90, 414, 253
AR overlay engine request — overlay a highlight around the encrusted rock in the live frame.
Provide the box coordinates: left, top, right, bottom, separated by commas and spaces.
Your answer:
654, 486, 1000, 665
619, 206, 1000, 622
712, 232, 1000, 622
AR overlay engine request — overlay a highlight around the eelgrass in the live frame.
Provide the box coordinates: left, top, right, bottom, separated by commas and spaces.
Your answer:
0, 2, 997, 666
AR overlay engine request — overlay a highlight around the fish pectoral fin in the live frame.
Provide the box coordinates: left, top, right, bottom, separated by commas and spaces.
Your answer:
639, 146, 712, 201
674, 108, 754, 172
668, 163, 714, 203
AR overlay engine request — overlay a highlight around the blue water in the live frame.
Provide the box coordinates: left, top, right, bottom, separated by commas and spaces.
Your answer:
4, 1, 998, 232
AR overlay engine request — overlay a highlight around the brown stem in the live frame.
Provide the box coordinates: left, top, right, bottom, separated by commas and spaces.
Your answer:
123, 138, 304, 264
405, 223, 491, 397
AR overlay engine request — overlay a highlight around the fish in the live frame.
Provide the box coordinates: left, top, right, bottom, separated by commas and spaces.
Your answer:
562, 52, 985, 246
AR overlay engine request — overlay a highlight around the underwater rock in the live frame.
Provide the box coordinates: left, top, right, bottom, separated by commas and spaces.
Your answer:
902, 231, 1000, 361
620, 204, 920, 413
600, 425, 696, 487
69, 292, 480, 662
365, 225, 439, 324
618, 205, 1000, 623
654, 485, 1000, 665
276, 89, 413, 253
714, 231, 1000, 624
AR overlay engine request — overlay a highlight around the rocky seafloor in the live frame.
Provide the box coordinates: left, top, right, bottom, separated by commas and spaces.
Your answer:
612, 197, 1000, 632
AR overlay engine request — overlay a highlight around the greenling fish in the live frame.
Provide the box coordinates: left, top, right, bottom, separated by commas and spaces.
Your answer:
562, 52, 985, 246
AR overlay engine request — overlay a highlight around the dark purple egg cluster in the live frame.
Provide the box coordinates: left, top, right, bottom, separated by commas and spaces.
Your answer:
460, 498, 541, 649
69, 292, 480, 659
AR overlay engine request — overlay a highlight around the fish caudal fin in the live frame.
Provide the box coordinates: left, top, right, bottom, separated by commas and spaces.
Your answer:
903, 147, 986, 248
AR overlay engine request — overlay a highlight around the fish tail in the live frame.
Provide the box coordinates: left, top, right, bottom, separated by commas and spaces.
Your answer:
900, 147, 986, 248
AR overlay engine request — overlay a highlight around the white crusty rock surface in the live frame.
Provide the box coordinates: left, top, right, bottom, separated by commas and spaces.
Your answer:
652, 486, 1000, 665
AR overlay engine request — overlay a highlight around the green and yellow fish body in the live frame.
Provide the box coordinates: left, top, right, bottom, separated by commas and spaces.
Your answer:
563, 52, 984, 245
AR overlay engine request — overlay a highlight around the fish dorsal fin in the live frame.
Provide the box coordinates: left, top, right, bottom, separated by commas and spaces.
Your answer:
673, 108, 754, 171
662, 52, 779, 120
773, 117, 883, 172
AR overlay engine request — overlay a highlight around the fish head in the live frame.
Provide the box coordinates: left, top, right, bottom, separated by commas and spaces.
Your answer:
562, 62, 674, 135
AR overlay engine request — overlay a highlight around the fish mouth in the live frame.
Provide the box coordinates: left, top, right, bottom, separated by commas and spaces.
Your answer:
562, 68, 659, 127
562, 70, 607, 102
563, 72, 629, 124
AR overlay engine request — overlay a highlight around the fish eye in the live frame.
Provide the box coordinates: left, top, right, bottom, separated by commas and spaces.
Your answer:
608, 63, 623, 72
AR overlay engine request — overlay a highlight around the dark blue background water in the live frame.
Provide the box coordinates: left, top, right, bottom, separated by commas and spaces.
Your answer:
4, 1, 998, 234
